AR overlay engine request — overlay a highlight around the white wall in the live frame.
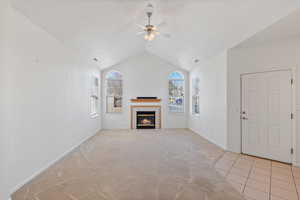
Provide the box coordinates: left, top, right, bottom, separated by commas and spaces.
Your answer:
227, 38, 300, 164
101, 52, 189, 129
0, 1, 10, 199
189, 52, 228, 149
1, 5, 101, 199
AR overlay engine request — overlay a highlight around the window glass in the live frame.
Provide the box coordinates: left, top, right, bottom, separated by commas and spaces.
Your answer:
91, 76, 100, 117
168, 72, 185, 113
106, 71, 123, 113
192, 77, 200, 114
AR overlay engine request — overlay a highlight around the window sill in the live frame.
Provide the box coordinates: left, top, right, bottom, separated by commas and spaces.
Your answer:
90, 113, 99, 119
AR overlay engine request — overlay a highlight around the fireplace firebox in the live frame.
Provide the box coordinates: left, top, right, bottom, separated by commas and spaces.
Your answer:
136, 111, 156, 129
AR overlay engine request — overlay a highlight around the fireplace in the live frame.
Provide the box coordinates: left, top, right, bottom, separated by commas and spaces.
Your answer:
131, 105, 161, 129
136, 111, 156, 129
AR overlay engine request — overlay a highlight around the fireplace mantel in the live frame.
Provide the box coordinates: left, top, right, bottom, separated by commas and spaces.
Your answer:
130, 99, 161, 103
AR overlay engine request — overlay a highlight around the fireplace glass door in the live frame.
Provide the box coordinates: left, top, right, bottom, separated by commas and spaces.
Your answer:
136, 111, 155, 129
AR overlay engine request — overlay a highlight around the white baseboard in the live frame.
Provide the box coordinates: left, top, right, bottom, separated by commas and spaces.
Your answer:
10, 128, 101, 196
293, 161, 300, 167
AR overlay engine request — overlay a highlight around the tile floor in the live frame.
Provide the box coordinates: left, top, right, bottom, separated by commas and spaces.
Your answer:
215, 152, 300, 200
11, 129, 299, 200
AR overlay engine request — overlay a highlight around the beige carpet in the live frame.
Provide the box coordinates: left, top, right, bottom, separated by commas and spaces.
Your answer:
12, 129, 246, 200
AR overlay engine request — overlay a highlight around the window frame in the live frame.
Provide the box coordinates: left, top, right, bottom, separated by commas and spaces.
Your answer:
192, 77, 200, 115
168, 71, 185, 113
191, 77, 200, 115
90, 75, 100, 118
105, 70, 123, 113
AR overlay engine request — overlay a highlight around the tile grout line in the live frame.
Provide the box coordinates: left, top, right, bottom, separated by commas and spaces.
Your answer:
291, 167, 300, 200
271, 164, 298, 200
225, 154, 241, 179
215, 152, 239, 178
213, 151, 226, 167
241, 157, 255, 194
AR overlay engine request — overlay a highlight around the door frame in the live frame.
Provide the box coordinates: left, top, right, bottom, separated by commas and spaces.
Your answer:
240, 67, 297, 165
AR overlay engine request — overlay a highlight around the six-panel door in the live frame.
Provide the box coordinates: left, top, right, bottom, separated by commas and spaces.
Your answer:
241, 70, 292, 163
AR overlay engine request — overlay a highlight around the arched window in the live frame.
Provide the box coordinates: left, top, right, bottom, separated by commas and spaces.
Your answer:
168, 71, 185, 113
192, 77, 200, 114
106, 71, 123, 113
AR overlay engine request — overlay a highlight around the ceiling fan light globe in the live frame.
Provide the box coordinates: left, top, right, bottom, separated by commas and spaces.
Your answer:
144, 34, 149, 40
149, 34, 155, 40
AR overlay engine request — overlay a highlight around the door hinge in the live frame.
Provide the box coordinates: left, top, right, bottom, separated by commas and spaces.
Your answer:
291, 113, 294, 119
291, 148, 294, 155
291, 78, 294, 85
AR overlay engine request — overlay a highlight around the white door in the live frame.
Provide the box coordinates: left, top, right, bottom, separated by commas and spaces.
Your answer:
241, 70, 293, 163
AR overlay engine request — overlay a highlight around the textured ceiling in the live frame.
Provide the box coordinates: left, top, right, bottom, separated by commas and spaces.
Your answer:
11, 0, 300, 70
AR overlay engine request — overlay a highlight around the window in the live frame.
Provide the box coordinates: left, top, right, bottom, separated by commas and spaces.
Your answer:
106, 71, 123, 113
192, 77, 200, 115
168, 71, 185, 113
90, 75, 100, 117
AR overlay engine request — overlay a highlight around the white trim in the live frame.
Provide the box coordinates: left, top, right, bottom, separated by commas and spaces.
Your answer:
8, 198, 12, 200
291, 67, 297, 166
90, 113, 99, 119
240, 67, 297, 165
293, 161, 300, 168
10, 128, 101, 196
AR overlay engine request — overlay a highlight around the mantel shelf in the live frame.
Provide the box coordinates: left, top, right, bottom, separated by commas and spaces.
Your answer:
130, 99, 162, 103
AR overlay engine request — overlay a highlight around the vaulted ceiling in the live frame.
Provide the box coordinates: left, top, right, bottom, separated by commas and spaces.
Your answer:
11, 0, 300, 70
236, 8, 300, 48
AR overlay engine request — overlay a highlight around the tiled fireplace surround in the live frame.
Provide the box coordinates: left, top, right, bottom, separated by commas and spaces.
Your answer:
131, 105, 161, 129
130, 98, 162, 129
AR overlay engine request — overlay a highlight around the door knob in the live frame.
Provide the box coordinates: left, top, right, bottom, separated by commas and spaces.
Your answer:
242, 116, 248, 120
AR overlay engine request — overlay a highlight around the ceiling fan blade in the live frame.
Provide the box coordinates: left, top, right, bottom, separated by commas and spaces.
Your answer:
136, 32, 145, 35
137, 24, 145, 29
161, 33, 171, 38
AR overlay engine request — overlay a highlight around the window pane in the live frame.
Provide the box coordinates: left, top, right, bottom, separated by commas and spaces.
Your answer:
90, 76, 99, 116
168, 71, 184, 80
168, 96, 184, 112
106, 71, 123, 113
168, 72, 184, 113
192, 78, 200, 96
192, 95, 200, 114
107, 96, 122, 113
106, 71, 122, 80
192, 78, 200, 114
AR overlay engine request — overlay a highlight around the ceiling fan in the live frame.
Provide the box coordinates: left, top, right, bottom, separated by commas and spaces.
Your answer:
137, 3, 170, 41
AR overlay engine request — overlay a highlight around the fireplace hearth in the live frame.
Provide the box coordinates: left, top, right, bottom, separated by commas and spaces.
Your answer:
136, 111, 155, 129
